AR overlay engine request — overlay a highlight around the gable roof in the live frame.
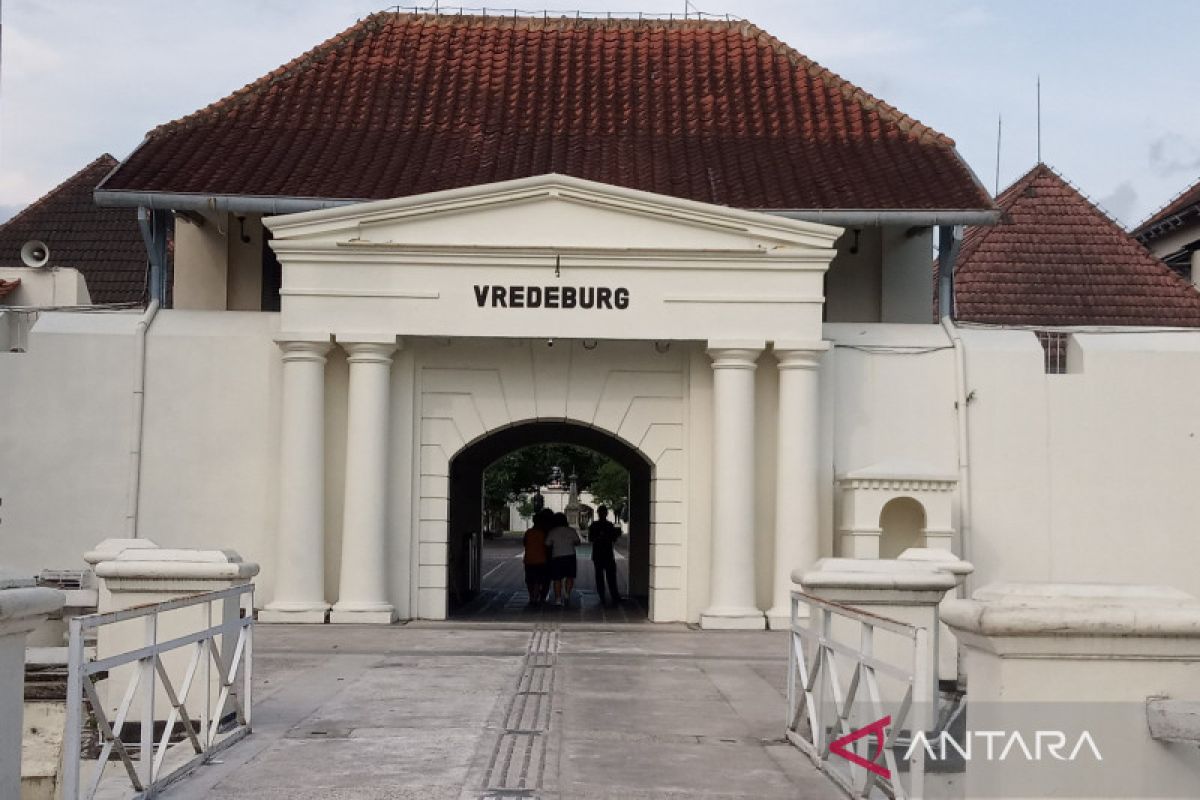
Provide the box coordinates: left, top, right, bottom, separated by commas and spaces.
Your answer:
0, 155, 147, 304
99, 12, 992, 214
950, 164, 1200, 327
1132, 176, 1200, 242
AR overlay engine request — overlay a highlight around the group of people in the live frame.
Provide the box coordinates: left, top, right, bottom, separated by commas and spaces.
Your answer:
522, 505, 623, 608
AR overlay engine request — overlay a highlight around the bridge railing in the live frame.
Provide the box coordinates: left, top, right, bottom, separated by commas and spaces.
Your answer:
786, 590, 932, 800
63, 584, 254, 800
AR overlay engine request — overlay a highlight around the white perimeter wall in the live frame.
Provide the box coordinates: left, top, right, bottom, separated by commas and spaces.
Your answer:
4, 313, 1200, 614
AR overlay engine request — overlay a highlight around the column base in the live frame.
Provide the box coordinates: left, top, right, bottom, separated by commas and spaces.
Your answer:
765, 607, 792, 630
700, 608, 766, 630
329, 605, 397, 625
259, 603, 329, 624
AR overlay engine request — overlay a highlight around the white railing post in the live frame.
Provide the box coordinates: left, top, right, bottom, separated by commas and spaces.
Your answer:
140, 612, 156, 787
63, 616, 84, 800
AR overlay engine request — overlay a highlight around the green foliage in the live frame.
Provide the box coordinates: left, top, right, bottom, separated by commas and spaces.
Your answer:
481, 444, 621, 523
589, 460, 630, 516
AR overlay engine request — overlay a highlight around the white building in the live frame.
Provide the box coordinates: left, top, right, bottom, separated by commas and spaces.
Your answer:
3, 12, 1200, 633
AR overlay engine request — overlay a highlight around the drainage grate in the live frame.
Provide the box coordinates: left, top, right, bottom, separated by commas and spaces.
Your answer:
479, 622, 560, 798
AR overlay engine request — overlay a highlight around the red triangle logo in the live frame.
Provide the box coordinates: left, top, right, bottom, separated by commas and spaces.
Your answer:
829, 715, 892, 779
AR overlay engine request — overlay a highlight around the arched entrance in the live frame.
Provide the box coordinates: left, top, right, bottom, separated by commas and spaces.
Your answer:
446, 421, 652, 619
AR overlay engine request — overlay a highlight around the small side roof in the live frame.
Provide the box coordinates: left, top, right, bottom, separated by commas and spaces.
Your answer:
949, 163, 1200, 327
0, 155, 147, 304
1132, 176, 1200, 242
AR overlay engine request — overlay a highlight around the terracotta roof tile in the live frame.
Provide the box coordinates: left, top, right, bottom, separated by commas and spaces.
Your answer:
0, 155, 147, 304
947, 164, 1200, 327
101, 12, 991, 212
1132, 176, 1200, 241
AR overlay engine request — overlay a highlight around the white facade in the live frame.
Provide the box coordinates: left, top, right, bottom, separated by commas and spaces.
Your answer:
4, 176, 1200, 627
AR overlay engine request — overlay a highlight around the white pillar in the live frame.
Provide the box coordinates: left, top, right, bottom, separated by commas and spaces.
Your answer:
332, 340, 398, 624
261, 339, 332, 624
766, 343, 827, 629
701, 344, 766, 630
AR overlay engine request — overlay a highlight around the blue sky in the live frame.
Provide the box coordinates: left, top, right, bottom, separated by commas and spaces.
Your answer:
2, 1, 1198, 227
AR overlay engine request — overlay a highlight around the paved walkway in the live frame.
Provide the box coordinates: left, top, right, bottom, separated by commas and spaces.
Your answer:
162, 623, 840, 799
452, 535, 648, 623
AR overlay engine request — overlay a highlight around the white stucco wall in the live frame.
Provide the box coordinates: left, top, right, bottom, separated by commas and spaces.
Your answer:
5, 311, 1200, 617
962, 328, 1200, 594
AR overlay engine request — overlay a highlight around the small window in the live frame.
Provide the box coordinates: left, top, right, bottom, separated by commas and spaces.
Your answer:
1035, 331, 1069, 374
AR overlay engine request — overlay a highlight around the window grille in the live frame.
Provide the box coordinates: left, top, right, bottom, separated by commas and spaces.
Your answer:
1035, 331, 1069, 374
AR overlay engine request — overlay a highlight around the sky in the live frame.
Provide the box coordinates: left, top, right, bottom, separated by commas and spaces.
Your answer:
2, 0, 1199, 228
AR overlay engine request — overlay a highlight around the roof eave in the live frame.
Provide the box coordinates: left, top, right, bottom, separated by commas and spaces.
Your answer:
94, 189, 363, 216
767, 209, 1000, 227
95, 189, 1003, 227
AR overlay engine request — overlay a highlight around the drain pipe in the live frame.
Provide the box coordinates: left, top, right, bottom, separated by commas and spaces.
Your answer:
937, 224, 974, 595
124, 208, 167, 537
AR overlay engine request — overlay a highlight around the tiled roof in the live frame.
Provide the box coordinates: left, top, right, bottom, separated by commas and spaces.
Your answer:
0, 155, 147, 304
947, 164, 1200, 326
100, 12, 992, 212
1132, 176, 1200, 241
0, 278, 20, 299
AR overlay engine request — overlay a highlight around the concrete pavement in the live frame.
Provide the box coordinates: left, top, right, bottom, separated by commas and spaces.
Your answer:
160, 622, 840, 799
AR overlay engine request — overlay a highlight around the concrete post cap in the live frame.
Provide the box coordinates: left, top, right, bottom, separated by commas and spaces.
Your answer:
897, 547, 975, 577
95, 547, 260, 581
942, 582, 1200, 638
0, 586, 65, 637
83, 538, 159, 566
794, 557, 959, 592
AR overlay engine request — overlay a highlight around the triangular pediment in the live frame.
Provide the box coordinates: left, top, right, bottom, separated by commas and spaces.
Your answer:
265, 174, 841, 254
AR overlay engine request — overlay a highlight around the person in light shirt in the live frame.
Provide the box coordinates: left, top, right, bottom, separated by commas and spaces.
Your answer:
544, 512, 581, 608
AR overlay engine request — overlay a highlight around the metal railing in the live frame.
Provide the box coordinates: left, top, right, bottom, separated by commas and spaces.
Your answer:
63, 584, 254, 800
786, 591, 932, 800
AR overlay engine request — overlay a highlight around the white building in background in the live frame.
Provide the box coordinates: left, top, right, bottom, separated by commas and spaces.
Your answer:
3, 11, 1200, 632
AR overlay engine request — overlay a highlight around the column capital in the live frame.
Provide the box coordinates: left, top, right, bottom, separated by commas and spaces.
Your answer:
341, 340, 399, 364
706, 343, 763, 370
276, 338, 333, 363
773, 341, 829, 370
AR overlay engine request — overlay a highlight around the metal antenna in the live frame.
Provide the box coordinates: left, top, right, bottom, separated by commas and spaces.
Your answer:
1036, 75, 1042, 163
995, 113, 1002, 196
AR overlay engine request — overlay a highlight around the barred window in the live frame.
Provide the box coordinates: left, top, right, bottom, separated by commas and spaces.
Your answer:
1035, 331, 1069, 374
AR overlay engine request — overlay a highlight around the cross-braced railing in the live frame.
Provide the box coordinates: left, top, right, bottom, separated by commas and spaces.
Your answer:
63, 584, 254, 800
786, 591, 932, 800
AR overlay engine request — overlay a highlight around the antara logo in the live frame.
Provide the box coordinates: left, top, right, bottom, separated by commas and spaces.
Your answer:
829, 716, 1105, 780
830, 716, 893, 778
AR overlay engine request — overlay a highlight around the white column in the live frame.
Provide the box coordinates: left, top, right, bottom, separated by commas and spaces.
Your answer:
701, 344, 766, 630
332, 340, 398, 623
766, 343, 827, 629
261, 339, 332, 624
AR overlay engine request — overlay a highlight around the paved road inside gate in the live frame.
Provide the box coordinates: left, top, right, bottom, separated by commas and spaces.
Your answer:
162, 623, 840, 799
452, 534, 648, 623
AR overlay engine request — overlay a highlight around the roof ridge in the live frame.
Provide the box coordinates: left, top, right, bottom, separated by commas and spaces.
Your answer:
0, 153, 118, 235
741, 20, 955, 147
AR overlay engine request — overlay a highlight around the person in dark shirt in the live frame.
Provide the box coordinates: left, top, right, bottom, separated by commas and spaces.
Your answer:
587, 505, 622, 607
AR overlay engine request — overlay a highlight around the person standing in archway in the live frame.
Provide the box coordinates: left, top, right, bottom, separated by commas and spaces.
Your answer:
545, 512, 581, 607
523, 508, 554, 608
588, 505, 622, 607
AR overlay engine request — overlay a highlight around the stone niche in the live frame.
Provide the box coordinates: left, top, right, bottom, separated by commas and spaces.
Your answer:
835, 461, 956, 559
